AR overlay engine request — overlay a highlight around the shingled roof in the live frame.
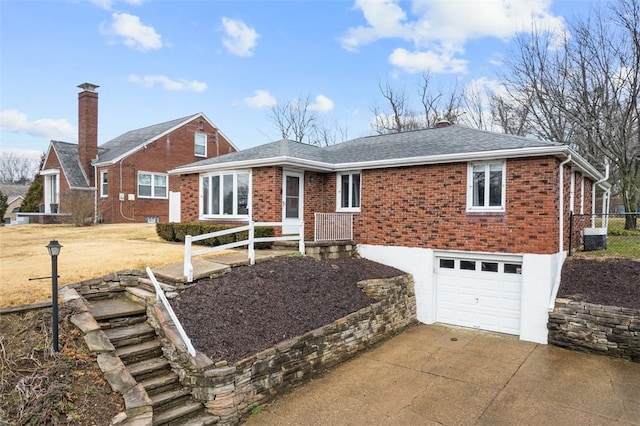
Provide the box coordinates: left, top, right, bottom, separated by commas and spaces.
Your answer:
51, 140, 90, 188
172, 125, 565, 172
171, 124, 605, 182
96, 114, 200, 164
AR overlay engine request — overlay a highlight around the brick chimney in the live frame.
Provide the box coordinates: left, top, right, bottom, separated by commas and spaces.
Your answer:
78, 82, 99, 186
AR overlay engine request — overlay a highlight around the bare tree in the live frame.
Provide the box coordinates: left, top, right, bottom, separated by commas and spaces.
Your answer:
309, 119, 349, 146
371, 75, 465, 135
371, 81, 420, 134
489, 92, 531, 136
460, 83, 492, 131
0, 150, 41, 184
268, 95, 318, 142
496, 0, 640, 228
562, 0, 640, 228
419, 72, 463, 127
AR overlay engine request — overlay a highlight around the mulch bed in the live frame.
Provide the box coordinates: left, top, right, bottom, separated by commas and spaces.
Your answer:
171, 256, 405, 363
559, 258, 640, 309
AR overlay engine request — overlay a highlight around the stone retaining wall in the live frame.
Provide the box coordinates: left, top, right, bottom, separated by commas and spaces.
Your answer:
66, 270, 148, 299
148, 274, 416, 424
548, 298, 640, 362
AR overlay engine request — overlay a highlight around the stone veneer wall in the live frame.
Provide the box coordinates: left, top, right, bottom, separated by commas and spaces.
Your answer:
147, 274, 416, 424
548, 298, 640, 362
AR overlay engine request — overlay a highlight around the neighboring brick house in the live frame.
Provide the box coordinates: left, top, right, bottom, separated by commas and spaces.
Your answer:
170, 123, 610, 344
41, 83, 237, 223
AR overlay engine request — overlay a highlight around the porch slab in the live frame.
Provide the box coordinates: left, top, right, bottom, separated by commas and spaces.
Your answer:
152, 258, 230, 284
151, 249, 298, 284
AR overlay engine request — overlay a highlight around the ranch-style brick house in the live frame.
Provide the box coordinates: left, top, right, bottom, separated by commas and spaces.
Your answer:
40, 83, 237, 223
170, 123, 610, 344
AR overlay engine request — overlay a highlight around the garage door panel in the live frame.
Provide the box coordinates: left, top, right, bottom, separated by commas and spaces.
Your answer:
436, 256, 522, 336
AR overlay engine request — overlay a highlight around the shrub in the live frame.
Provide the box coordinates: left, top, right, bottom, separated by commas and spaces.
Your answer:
155, 222, 275, 249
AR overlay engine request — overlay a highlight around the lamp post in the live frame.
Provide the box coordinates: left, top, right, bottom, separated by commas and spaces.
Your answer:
46, 240, 62, 353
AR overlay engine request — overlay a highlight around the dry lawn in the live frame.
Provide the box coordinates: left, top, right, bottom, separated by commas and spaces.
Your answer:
0, 224, 187, 308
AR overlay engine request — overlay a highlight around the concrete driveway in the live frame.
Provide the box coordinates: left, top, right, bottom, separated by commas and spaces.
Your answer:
245, 324, 640, 425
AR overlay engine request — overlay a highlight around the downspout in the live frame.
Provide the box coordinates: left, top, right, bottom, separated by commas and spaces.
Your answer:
591, 161, 609, 227
558, 155, 571, 253
94, 163, 98, 224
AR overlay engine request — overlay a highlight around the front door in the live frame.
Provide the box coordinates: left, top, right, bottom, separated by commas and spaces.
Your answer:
282, 170, 303, 235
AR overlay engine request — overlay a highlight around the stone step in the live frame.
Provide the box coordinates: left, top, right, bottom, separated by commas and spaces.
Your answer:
115, 340, 162, 364
139, 371, 179, 394
152, 401, 204, 426
98, 314, 148, 330
150, 388, 193, 408
88, 297, 146, 321
178, 413, 219, 426
103, 322, 156, 347
126, 357, 170, 379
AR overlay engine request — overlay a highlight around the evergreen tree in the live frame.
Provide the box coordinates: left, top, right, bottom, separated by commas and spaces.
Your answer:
20, 154, 45, 212
0, 190, 8, 222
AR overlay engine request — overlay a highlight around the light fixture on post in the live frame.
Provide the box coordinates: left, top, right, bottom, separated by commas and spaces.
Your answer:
46, 239, 62, 353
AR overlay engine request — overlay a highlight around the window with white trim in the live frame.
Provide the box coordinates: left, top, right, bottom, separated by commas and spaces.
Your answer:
467, 161, 505, 211
138, 172, 168, 199
337, 171, 361, 212
195, 132, 207, 157
201, 171, 250, 218
100, 170, 108, 197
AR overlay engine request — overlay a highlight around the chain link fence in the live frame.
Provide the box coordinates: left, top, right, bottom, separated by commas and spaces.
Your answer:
569, 213, 640, 257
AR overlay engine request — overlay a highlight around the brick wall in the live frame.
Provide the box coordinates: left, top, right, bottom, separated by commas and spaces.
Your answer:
98, 117, 235, 223
180, 156, 594, 254
353, 157, 563, 254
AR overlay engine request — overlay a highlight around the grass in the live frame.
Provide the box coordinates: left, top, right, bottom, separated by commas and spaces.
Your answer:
0, 223, 190, 308
576, 217, 640, 260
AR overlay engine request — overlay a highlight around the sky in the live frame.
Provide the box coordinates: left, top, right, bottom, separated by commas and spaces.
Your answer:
0, 0, 599, 156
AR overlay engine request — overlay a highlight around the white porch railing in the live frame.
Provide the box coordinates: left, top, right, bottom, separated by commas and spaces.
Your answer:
184, 221, 304, 282
146, 267, 196, 357
314, 213, 353, 241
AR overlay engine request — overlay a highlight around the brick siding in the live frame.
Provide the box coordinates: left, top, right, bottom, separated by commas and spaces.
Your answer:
180, 156, 594, 255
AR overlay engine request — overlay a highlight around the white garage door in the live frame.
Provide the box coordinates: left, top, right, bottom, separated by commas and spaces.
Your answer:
436, 256, 522, 335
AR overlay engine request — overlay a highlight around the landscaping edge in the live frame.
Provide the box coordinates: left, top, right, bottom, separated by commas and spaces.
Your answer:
548, 298, 640, 362
147, 273, 417, 424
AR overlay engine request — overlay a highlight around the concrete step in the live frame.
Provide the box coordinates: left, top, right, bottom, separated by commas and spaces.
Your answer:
115, 340, 162, 364
152, 401, 204, 426
150, 388, 192, 408
139, 371, 179, 394
88, 297, 146, 321
126, 357, 170, 380
103, 322, 155, 347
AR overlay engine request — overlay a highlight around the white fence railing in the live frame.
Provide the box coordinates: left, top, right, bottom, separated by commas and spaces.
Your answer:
146, 267, 196, 357
314, 213, 353, 241
183, 221, 304, 282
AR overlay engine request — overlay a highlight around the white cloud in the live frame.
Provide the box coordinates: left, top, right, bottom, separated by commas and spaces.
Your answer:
90, 0, 144, 11
0, 110, 76, 141
341, 0, 566, 74
244, 90, 277, 108
221, 17, 259, 57
309, 95, 335, 113
389, 47, 467, 74
128, 74, 207, 92
102, 12, 163, 51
